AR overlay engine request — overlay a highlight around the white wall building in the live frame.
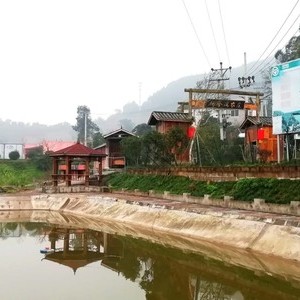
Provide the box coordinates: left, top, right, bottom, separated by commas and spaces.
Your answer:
0, 143, 25, 159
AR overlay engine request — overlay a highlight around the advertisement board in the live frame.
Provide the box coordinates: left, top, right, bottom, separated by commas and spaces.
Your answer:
272, 58, 300, 134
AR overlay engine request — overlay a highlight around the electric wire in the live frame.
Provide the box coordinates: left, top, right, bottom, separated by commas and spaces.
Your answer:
217, 0, 231, 66
204, 0, 221, 62
248, 0, 300, 74
180, 0, 211, 68
252, 20, 300, 76
245, 26, 299, 79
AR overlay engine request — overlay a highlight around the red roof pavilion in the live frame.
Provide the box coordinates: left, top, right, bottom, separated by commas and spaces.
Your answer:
49, 142, 107, 187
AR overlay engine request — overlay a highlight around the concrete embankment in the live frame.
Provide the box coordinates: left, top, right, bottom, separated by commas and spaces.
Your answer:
1, 192, 300, 264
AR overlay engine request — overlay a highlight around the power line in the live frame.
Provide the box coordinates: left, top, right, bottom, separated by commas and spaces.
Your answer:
204, 0, 221, 62
218, 0, 231, 66
251, 18, 300, 76
180, 0, 211, 68
248, 0, 300, 74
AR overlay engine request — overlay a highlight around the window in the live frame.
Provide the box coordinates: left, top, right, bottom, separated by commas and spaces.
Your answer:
231, 110, 239, 117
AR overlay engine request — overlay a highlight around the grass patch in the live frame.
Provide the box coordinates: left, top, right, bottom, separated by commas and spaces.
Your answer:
0, 160, 48, 190
106, 172, 300, 204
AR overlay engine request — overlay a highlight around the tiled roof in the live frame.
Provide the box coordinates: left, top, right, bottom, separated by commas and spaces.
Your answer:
240, 116, 273, 130
148, 111, 193, 125
49, 142, 107, 157
103, 128, 135, 139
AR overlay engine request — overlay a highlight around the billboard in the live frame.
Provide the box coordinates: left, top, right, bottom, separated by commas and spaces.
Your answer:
272, 58, 300, 134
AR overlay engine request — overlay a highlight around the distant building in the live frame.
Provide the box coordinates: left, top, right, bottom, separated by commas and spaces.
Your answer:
24, 140, 76, 158
0, 143, 25, 159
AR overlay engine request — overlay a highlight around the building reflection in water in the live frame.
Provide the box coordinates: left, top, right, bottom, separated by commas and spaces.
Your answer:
2, 222, 300, 300
42, 228, 122, 274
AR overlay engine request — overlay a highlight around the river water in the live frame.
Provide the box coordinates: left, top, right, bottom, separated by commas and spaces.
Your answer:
0, 216, 299, 299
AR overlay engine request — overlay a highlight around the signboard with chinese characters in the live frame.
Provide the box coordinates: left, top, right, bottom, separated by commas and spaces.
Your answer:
272, 58, 300, 134
189, 99, 205, 109
205, 99, 245, 109
189, 99, 244, 110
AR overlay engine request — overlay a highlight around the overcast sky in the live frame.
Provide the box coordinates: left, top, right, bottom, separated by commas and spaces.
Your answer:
0, 0, 299, 125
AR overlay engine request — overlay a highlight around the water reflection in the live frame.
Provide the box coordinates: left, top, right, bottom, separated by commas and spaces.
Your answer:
1, 221, 300, 300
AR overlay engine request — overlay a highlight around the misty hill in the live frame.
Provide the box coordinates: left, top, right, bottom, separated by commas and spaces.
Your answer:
0, 61, 266, 143
94, 73, 204, 133
0, 121, 77, 144
95, 61, 265, 133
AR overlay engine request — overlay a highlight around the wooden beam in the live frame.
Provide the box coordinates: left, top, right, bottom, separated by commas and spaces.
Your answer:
184, 88, 264, 97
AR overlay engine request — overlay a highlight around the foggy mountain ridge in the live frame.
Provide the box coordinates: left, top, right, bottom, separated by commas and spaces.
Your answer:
0, 62, 266, 144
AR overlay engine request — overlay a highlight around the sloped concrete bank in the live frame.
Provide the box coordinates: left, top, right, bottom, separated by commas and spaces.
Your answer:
1, 193, 300, 263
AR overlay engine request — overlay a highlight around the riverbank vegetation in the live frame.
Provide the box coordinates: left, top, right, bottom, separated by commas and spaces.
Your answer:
0, 157, 50, 192
106, 172, 300, 204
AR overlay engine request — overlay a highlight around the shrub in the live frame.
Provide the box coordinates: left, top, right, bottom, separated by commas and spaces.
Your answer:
9, 150, 20, 160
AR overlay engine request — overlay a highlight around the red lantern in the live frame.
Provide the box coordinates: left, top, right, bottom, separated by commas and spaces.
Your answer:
187, 126, 196, 139
257, 128, 264, 140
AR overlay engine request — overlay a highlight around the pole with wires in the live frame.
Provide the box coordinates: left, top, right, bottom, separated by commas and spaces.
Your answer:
209, 62, 232, 140
84, 112, 87, 146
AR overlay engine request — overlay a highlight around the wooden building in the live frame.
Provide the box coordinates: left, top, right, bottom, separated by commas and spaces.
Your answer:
148, 111, 194, 163
95, 128, 135, 169
240, 116, 284, 162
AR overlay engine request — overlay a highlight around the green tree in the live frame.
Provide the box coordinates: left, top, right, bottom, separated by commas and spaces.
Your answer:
27, 147, 52, 171
92, 131, 105, 148
140, 131, 170, 166
121, 136, 142, 166
165, 127, 189, 165
275, 34, 300, 63
72, 105, 99, 146
27, 147, 43, 159
132, 123, 153, 137
195, 117, 243, 166
9, 150, 20, 160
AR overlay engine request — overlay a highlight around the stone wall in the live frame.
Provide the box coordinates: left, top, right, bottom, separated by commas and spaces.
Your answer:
127, 165, 300, 181
114, 188, 300, 217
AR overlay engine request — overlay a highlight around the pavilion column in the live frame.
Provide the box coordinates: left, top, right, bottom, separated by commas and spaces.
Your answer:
52, 158, 59, 186
63, 230, 70, 258
98, 158, 102, 185
66, 156, 71, 187
83, 233, 88, 255
85, 158, 90, 186
103, 232, 108, 254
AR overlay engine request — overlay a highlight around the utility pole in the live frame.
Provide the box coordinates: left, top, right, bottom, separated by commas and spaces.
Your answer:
209, 62, 232, 140
238, 53, 256, 119
238, 52, 255, 89
84, 112, 87, 146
